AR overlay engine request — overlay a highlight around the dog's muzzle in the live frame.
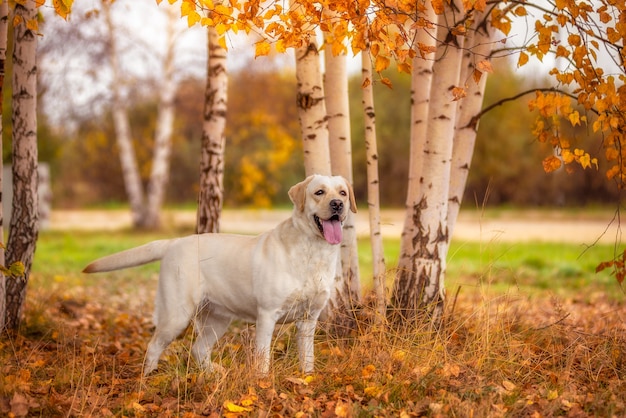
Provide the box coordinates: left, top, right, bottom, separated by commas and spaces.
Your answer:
314, 199, 344, 245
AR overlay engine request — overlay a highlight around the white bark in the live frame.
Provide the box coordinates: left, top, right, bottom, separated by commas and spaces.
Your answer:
104, 1, 145, 227
4, 0, 39, 331
361, 49, 386, 323
398, 3, 437, 282
448, 20, 494, 236
144, 6, 178, 229
392, 1, 464, 323
323, 25, 361, 322
295, 39, 331, 176
197, 25, 228, 234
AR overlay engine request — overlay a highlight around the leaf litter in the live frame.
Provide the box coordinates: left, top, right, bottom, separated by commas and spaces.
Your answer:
1, 276, 625, 417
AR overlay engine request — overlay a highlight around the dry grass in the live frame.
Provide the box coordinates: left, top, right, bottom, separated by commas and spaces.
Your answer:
1, 269, 625, 417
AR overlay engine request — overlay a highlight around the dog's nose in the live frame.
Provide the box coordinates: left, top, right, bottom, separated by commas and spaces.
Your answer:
330, 199, 343, 213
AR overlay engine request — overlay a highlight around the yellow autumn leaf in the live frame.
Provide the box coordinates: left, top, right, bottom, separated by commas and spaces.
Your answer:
53, 0, 73, 20
380, 77, 393, 89
181, 1, 196, 17
223, 401, 252, 413
561, 149, 575, 164
568, 111, 581, 126
547, 389, 559, 400
199, 0, 214, 8
518, 51, 529, 67
374, 54, 390, 73
397, 61, 411, 74
255, 40, 271, 57
218, 36, 228, 50
362, 364, 376, 379
335, 401, 350, 417
364, 385, 383, 398
216, 23, 229, 35
26, 18, 38, 32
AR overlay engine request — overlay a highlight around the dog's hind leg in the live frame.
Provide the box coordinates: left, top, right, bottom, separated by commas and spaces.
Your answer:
192, 308, 231, 370
143, 312, 193, 376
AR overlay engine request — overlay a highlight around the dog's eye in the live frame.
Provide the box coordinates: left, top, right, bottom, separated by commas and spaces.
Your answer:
314, 189, 325, 196
339, 190, 347, 196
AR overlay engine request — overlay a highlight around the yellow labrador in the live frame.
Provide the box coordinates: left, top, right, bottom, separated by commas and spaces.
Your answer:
83, 175, 356, 375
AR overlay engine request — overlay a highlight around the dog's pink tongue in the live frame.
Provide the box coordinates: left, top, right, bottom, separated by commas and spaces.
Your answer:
322, 219, 342, 244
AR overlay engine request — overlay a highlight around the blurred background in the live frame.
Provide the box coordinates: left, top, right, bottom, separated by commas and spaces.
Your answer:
7, 0, 620, 212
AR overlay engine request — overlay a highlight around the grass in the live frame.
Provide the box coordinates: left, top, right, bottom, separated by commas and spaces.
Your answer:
1, 221, 625, 416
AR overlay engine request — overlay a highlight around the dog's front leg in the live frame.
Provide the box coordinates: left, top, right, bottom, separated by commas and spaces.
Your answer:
296, 318, 317, 374
255, 312, 277, 374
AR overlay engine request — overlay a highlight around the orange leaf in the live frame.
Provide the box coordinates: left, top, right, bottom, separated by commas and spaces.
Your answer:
255, 40, 271, 57
374, 54, 390, 73
517, 52, 529, 67
542, 155, 562, 173
452, 86, 467, 101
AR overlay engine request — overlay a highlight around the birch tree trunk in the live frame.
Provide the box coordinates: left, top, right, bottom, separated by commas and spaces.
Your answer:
362, 49, 386, 323
4, 0, 39, 332
448, 20, 494, 236
196, 25, 227, 234
323, 25, 360, 332
391, 2, 464, 325
0, 0, 7, 332
295, 39, 331, 176
143, 6, 178, 229
104, 1, 145, 228
397, 3, 437, 299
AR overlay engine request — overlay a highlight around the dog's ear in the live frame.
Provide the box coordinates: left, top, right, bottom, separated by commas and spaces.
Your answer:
289, 175, 314, 212
344, 178, 357, 213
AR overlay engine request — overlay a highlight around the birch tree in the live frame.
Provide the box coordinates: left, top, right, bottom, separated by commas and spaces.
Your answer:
104, 0, 145, 227
104, 0, 181, 229
196, 25, 228, 234
447, 17, 494, 236
397, 2, 437, 294
323, 17, 361, 330
4, 0, 39, 332
143, 5, 179, 229
361, 46, 386, 323
391, 0, 465, 324
295, 39, 331, 176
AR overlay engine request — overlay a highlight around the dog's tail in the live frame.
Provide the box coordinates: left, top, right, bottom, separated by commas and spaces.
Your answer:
83, 239, 172, 273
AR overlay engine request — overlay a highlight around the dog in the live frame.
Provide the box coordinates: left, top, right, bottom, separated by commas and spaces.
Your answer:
83, 174, 356, 375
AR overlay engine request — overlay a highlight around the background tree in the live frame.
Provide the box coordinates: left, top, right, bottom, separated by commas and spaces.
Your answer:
196, 25, 228, 234
4, 0, 39, 332
143, 4, 179, 229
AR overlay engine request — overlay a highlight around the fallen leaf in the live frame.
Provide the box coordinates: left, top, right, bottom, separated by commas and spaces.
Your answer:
10, 393, 29, 418
362, 364, 376, 379
502, 380, 516, 391
224, 400, 252, 413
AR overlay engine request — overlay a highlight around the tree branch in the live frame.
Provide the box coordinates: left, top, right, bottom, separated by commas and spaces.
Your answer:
465, 87, 597, 130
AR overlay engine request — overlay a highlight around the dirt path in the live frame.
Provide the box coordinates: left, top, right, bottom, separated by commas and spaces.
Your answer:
48, 208, 622, 245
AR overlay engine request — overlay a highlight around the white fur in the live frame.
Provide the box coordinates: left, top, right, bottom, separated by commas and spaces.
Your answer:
83, 175, 356, 375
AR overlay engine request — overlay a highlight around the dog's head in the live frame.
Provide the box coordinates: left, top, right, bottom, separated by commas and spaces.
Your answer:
288, 174, 357, 245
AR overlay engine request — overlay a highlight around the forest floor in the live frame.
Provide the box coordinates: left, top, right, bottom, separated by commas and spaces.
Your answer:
1, 208, 624, 417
